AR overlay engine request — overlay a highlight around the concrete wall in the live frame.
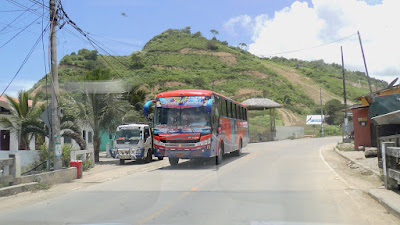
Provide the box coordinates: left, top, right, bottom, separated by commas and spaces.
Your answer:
14, 167, 77, 185
275, 126, 304, 141
0, 150, 40, 170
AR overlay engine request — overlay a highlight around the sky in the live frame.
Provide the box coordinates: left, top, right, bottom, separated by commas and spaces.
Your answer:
0, 0, 398, 97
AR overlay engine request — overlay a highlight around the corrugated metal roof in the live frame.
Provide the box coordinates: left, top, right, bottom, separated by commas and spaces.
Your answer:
241, 98, 282, 109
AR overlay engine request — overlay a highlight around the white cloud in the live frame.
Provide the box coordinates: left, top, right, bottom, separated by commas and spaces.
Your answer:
244, 0, 400, 83
224, 15, 253, 36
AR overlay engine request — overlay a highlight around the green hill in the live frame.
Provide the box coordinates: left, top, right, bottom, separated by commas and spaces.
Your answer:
30, 27, 387, 131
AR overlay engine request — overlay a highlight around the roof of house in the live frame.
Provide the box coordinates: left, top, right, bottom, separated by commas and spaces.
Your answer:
241, 98, 282, 110
0, 96, 34, 108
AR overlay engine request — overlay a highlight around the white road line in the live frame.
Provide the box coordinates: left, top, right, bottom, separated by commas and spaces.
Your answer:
319, 144, 356, 190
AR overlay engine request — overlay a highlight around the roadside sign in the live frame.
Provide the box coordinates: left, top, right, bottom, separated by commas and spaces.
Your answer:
40, 105, 52, 128
306, 115, 324, 125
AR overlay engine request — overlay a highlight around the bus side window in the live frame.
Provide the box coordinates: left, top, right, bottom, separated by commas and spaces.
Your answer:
234, 104, 238, 119
238, 106, 241, 120
228, 102, 232, 118
244, 108, 248, 121
225, 100, 229, 117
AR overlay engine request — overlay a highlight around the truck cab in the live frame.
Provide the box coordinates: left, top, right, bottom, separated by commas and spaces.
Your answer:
110, 124, 160, 164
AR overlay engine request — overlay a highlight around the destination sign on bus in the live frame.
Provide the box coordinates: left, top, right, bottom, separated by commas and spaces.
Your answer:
157, 96, 208, 108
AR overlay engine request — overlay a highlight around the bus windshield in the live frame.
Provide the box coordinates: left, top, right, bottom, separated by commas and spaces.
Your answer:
155, 106, 210, 127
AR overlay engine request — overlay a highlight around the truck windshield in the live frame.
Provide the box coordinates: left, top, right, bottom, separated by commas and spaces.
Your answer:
155, 106, 210, 127
115, 129, 142, 141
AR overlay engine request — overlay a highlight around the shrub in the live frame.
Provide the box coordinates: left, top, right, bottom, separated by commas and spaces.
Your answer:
206, 41, 218, 50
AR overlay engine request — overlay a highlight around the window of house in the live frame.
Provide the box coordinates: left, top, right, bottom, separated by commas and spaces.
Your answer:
64, 136, 72, 144
88, 131, 93, 143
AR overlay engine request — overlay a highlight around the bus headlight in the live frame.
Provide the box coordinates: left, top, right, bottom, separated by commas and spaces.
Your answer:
195, 138, 211, 147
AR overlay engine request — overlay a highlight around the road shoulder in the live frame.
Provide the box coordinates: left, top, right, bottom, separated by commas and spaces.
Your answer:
323, 144, 400, 220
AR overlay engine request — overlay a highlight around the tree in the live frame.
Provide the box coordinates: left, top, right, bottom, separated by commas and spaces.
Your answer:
210, 29, 219, 38
239, 43, 247, 50
21, 95, 87, 150
78, 69, 131, 162
0, 91, 39, 150
324, 99, 344, 125
130, 52, 145, 69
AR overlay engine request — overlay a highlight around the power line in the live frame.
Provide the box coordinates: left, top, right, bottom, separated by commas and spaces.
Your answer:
58, 3, 132, 81
0, 2, 36, 33
89, 33, 142, 48
0, 23, 50, 97
0, 15, 43, 48
261, 33, 358, 57
6, 0, 43, 17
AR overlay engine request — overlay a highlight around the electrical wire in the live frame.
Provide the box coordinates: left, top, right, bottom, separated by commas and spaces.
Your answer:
261, 33, 358, 57
0, 15, 43, 48
0, 23, 50, 97
0, 2, 36, 33
6, 0, 43, 17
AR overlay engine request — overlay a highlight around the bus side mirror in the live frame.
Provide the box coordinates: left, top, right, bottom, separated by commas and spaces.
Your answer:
206, 99, 213, 115
144, 100, 155, 117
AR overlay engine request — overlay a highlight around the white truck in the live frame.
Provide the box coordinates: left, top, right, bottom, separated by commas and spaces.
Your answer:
110, 124, 162, 165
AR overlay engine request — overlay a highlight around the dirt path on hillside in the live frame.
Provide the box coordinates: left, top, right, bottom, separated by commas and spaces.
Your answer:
277, 108, 304, 126
262, 62, 353, 105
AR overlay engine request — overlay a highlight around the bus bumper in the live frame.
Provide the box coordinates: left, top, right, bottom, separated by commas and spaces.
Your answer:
154, 145, 212, 158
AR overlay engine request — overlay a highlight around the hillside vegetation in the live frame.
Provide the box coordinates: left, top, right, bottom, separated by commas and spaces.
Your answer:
31, 27, 387, 128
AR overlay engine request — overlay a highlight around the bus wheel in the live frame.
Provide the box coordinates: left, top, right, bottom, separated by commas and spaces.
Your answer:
216, 143, 224, 165
233, 140, 242, 156
119, 159, 125, 165
145, 149, 152, 163
158, 156, 164, 160
169, 158, 179, 166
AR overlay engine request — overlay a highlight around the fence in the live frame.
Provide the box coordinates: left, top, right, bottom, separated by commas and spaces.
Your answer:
382, 142, 400, 189
70, 149, 95, 164
0, 153, 21, 186
378, 134, 400, 168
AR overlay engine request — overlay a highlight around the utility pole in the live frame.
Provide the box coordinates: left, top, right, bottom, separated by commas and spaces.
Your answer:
50, 0, 62, 170
341, 46, 349, 142
320, 88, 324, 137
357, 31, 373, 96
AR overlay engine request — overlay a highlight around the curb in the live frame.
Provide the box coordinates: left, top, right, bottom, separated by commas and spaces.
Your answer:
0, 182, 38, 197
368, 189, 400, 220
334, 148, 381, 177
333, 148, 400, 220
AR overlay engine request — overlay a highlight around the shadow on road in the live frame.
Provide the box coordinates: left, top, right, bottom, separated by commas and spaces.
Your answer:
158, 152, 249, 171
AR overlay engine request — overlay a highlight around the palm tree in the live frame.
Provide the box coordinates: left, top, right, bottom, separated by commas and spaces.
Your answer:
0, 91, 39, 150
18, 94, 87, 150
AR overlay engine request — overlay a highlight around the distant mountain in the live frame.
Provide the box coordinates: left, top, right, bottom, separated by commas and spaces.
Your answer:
30, 27, 387, 128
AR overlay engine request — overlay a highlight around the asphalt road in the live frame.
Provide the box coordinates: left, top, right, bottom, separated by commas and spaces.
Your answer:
0, 137, 399, 225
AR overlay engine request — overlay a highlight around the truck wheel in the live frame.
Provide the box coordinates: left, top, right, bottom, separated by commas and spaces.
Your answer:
158, 156, 164, 160
119, 159, 125, 165
169, 158, 179, 166
145, 149, 152, 163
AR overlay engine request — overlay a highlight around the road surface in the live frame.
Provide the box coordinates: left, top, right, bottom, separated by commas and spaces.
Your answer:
0, 137, 399, 225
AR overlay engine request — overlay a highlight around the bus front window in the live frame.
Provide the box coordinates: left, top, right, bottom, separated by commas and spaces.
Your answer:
155, 106, 210, 127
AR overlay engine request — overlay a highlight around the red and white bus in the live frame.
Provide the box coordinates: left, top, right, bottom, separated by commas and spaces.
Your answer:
144, 89, 249, 166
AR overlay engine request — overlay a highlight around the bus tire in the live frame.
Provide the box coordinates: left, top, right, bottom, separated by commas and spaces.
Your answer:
158, 156, 164, 160
216, 142, 224, 165
119, 159, 125, 165
233, 139, 242, 156
169, 157, 179, 166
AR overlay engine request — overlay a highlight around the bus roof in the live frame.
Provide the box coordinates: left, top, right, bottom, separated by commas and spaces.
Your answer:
156, 89, 246, 107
